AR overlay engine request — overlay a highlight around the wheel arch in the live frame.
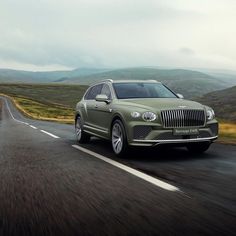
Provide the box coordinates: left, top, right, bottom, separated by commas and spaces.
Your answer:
75, 112, 81, 123
75, 111, 86, 128
110, 113, 128, 138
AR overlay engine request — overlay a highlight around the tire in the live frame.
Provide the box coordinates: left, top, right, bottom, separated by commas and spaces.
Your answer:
75, 116, 90, 143
111, 119, 128, 157
186, 142, 211, 153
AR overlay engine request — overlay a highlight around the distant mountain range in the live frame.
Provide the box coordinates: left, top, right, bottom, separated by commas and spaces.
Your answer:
0, 68, 109, 83
0, 67, 235, 98
197, 86, 236, 122
59, 68, 236, 98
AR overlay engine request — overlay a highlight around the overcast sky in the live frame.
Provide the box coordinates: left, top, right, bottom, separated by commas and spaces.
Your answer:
0, 0, 236, 71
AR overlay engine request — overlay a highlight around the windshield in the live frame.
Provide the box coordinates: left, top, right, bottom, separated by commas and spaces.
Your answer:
113, 82, 177, 99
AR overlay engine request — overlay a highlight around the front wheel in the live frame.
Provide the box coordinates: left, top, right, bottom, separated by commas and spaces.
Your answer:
75, 116, 90, 143
186, 142, 211, 153
111, 120, 128, 157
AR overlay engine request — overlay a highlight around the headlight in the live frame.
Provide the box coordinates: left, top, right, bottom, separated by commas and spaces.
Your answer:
206, 108, 215, 120
142, 112, 157, 122
131, 111, 141, 118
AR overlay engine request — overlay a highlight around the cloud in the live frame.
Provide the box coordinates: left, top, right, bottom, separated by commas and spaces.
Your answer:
179, 48, 195, 56
0, 0, 236, 70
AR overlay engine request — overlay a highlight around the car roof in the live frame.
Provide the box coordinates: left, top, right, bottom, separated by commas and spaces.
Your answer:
93, 79, 161, 84
112, 80, 161, 83
89, 79, 162, 87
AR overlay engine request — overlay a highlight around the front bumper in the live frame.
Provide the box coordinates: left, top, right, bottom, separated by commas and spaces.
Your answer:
130, 135, 218, 146
127, 120, 218, 147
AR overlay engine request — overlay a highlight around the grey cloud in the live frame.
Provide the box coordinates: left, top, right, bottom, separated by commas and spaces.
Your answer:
0, 0, 235, 70
179, 48, 195, 56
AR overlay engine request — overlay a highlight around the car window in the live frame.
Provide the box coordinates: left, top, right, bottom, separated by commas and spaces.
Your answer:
84, 87, 92, 100
101, 84, 112, 99
85, 84, 103, 100
113, 83, 177, 99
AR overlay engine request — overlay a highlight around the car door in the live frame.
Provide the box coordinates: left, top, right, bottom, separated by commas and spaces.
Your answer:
84, 84, 103, 128
92, 83, 113, 137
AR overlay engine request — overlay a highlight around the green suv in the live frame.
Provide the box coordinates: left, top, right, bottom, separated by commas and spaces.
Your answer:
75, 80, 218, 156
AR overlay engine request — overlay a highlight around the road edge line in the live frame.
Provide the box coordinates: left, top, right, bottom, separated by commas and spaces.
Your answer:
4, 98, 29, 125
72, 144, 180, 192
40, 130, 60, 139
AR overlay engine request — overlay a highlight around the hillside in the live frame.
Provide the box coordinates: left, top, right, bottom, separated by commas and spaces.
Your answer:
62, 68, 234, 98
0, 67, 236, 99
0, 68, 109, 83
0, 84, 88, 108
196, 86, 236, 122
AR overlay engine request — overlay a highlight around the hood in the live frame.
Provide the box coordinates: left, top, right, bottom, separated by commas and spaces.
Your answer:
119, 98, 204, 111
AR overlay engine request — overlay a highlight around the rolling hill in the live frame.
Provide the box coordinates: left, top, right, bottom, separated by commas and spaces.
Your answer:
0, 67, 235, 98
60, 68, 235, 98
0, 68, 109, 83
196, 86, 236, 122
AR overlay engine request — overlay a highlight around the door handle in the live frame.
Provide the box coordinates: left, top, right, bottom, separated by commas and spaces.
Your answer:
95, 104, 98, 108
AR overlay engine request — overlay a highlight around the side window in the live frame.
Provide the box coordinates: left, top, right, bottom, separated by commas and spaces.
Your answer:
101, 84, 112, 99
85, 84, 103, 100
84, 87, 92, 100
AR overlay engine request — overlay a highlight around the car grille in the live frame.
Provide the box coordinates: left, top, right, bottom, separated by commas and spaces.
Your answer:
133, 126, 152, 139
161, 109, 206, 128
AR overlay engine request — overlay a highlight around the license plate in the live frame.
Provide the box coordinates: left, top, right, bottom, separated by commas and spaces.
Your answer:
173, 128, 199, 135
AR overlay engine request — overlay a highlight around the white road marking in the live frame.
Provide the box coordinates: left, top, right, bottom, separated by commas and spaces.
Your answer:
4, 98, 29, 125
4, 98, 15, 120
2, 97, 62, 140
72, 144, 179, 192
40, 130, 60, 139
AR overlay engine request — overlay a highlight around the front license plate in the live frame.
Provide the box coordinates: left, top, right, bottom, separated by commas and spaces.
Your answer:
173, 128, 199, 136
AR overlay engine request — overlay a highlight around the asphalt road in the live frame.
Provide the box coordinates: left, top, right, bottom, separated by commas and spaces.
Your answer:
0, 96, 235, 236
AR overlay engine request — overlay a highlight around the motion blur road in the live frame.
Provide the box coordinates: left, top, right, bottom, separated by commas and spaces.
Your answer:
0, 96, 235, 236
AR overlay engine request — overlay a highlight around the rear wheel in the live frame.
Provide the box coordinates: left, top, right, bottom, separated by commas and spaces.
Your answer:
75, 116, 90, 143
186, 142, 211, 153
111, 120, 128, 156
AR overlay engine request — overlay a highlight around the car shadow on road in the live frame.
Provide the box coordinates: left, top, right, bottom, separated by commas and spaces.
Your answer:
81, 138, 216, 163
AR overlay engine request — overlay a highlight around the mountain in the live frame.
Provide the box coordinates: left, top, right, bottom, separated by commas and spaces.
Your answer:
0, 68, 109, 83
61, 68, 236, 98
0, 67, 235, 99
196, 86, 236, 122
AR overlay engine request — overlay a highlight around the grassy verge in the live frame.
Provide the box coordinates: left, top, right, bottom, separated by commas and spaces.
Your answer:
0, 93, 74, 123
218, 123, 236, 144
0, 84, 88, 124
14, 97, 74, 123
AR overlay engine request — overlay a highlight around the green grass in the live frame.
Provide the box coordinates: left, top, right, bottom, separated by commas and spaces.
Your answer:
218, 123, 236, 144
0, 83, 88, 123
14, 97, 74, 121
0, 83, 88, 108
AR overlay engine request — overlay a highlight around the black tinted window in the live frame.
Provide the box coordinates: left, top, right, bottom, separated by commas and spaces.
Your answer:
113, 83, 177, 99
85, 84, 103, 100
101, 84, 111, 99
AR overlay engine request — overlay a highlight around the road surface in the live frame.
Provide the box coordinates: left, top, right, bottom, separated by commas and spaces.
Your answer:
0, 96, 235, 235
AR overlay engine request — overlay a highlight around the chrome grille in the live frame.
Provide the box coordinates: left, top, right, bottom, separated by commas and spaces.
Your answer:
161, 109, 205, 128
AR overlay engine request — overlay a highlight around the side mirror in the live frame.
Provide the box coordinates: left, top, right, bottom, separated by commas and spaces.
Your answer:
95, 94, 110, 103
176, 93, 184, 99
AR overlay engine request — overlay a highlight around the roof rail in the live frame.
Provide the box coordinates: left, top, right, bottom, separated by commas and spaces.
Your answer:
147, 80, 157, 82
99, 79, 114, 83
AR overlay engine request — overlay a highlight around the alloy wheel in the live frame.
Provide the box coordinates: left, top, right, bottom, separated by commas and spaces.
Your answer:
75, 117, 82, 141
112, 123, 123, 154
